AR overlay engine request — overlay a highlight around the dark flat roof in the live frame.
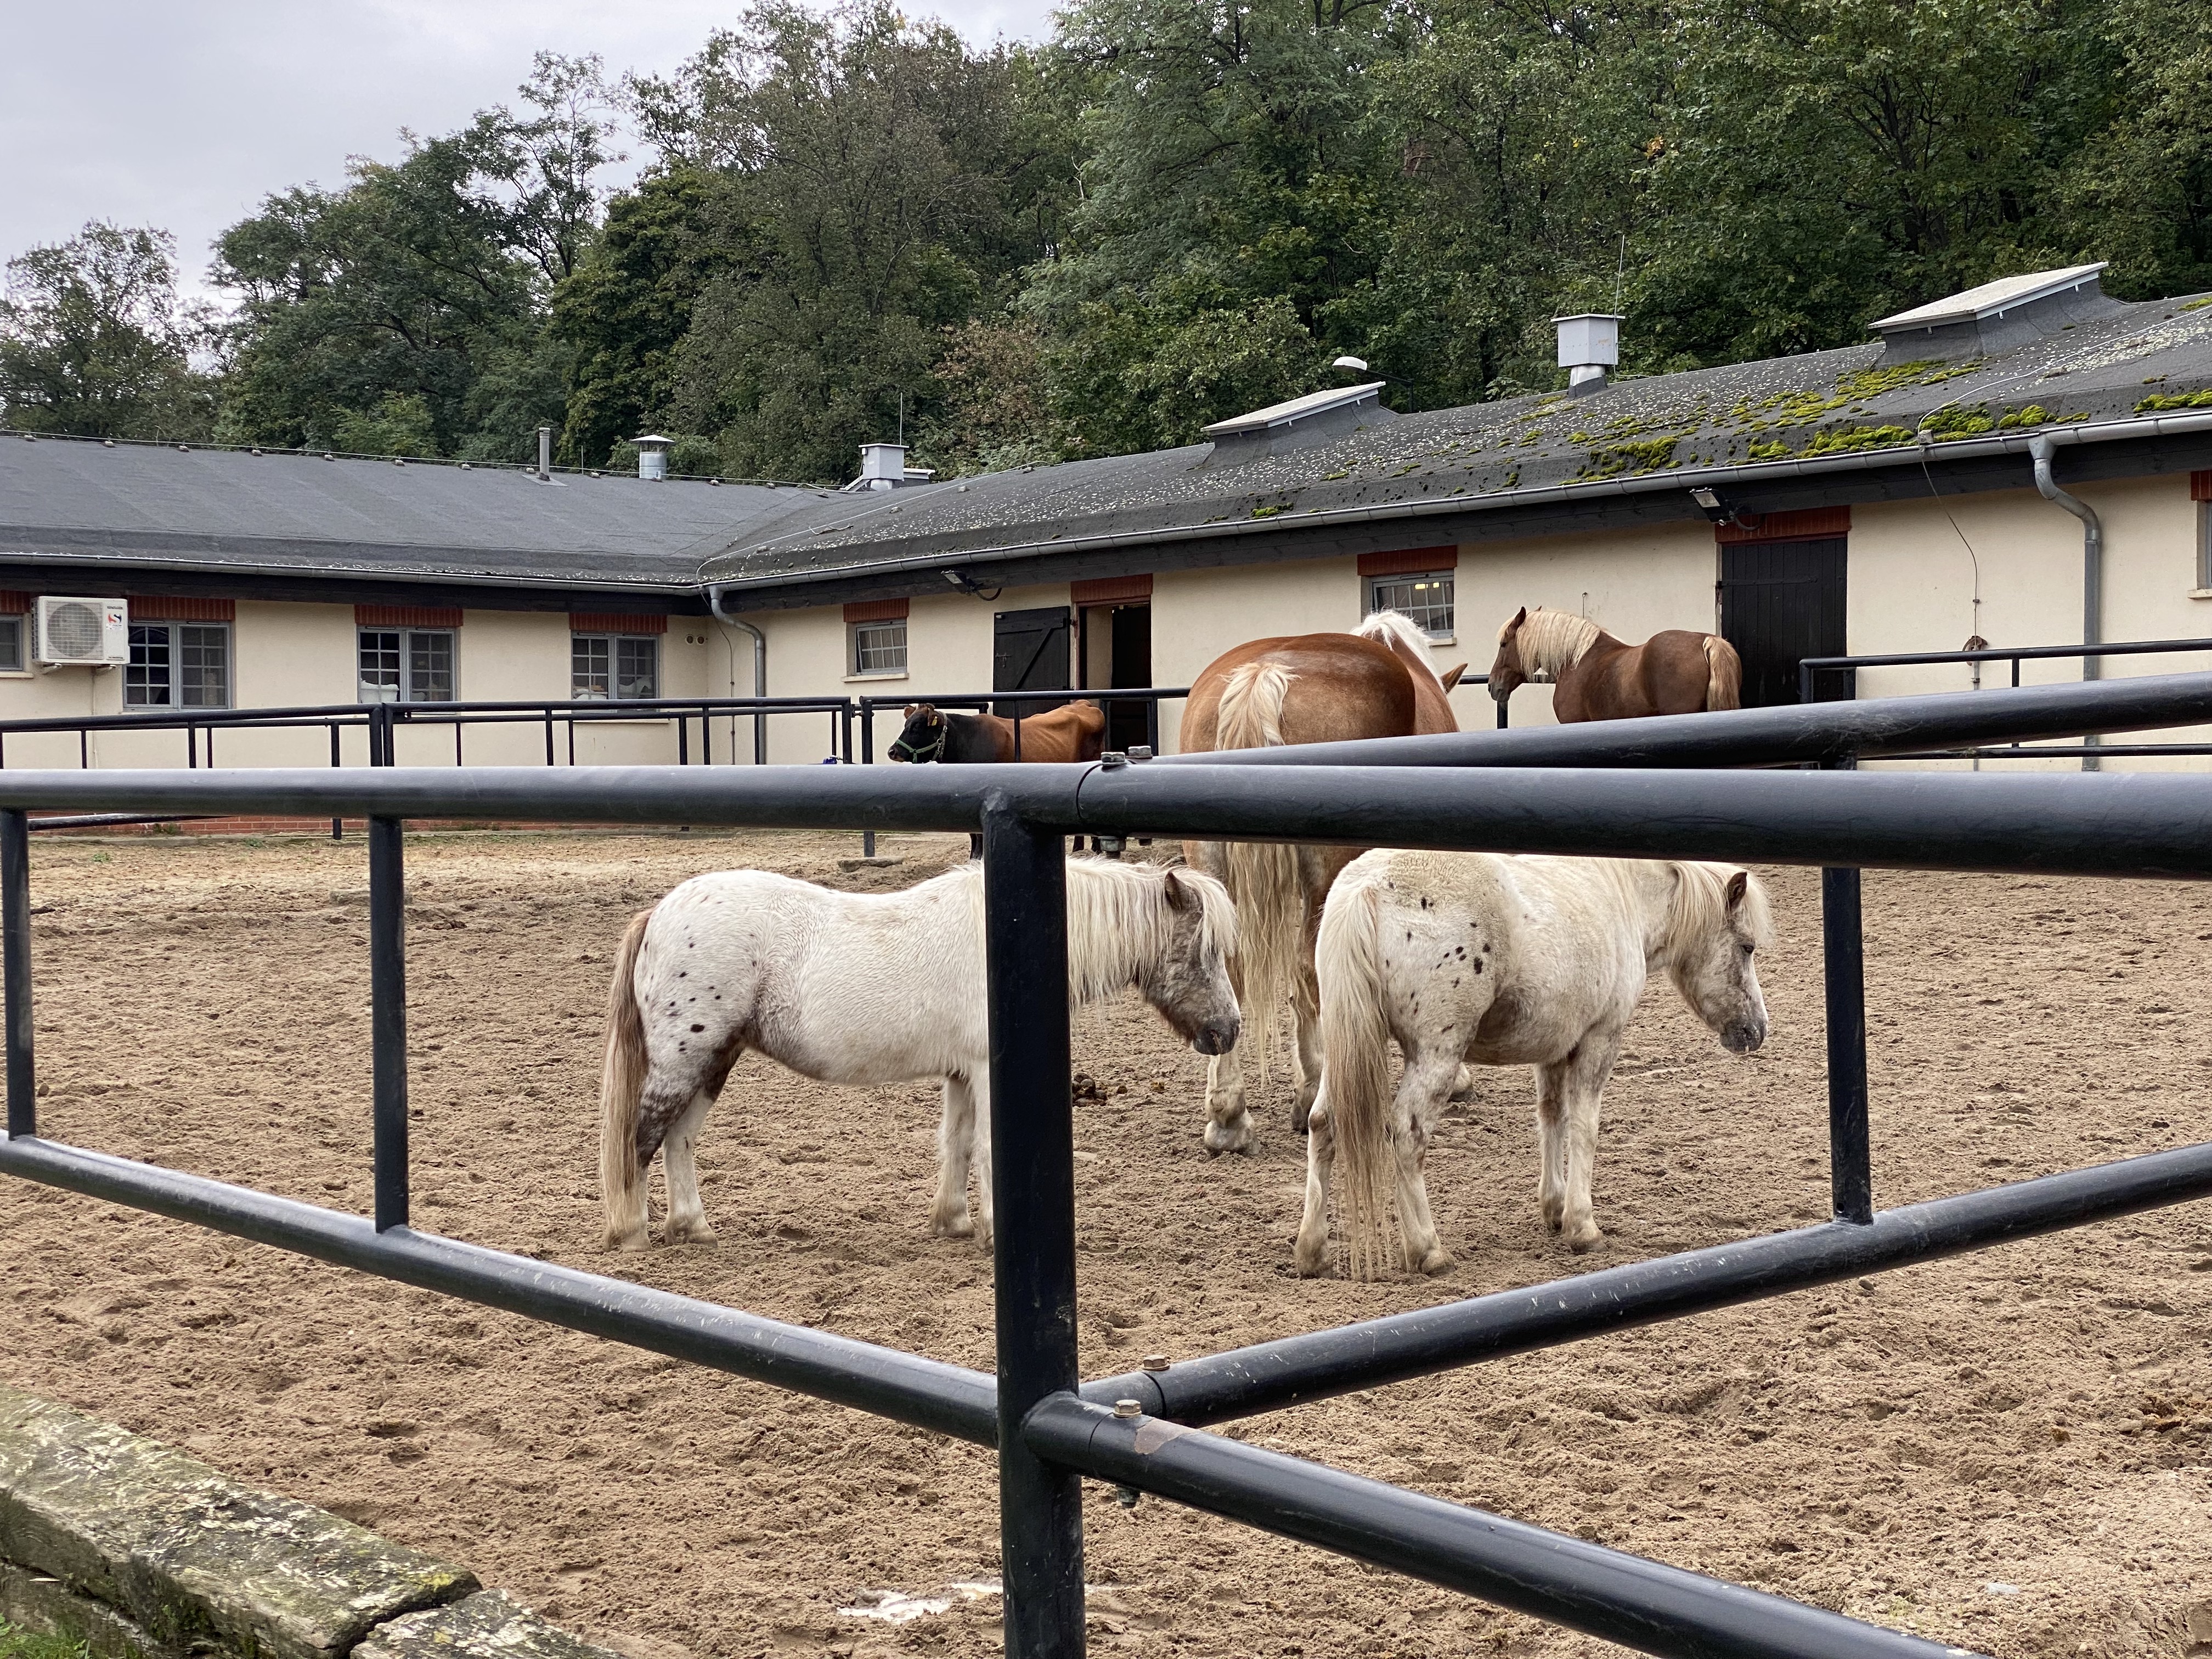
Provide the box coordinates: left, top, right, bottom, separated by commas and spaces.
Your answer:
0, 436, 838, 599
699, 289, 2212, 603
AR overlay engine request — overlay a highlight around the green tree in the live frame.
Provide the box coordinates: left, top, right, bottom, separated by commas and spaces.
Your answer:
0, 222, 216, 439
612, 1, 1058, 483
1026, 0, 1412, 453
213, 54, 616, 459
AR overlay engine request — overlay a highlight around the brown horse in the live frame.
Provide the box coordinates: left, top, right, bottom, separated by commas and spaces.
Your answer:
1180, 610, 1465, 1153
1486, 607, 1741, 721
887, 700, 1107, 764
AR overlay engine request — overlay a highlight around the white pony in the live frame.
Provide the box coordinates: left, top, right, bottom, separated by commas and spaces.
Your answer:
600, 858, 1240, 1251
1295, 850, 1774, 1280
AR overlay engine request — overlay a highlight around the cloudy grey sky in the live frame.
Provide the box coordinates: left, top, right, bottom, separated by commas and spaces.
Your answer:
1, 0, 1057, 302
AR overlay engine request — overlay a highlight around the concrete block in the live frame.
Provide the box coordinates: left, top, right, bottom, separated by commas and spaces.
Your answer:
0, 1383, 475, 1659
0, 1559, 165, 1659
354, 1590, 627, 1659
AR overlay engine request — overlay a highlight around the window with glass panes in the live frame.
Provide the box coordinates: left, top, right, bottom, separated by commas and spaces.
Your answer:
850, 618, 907, 675
572, 634, 658, 699
0, 616, 21, 674
1367, 572, 1455, 639
358, 628, 454, 702
126, 622, 230, 708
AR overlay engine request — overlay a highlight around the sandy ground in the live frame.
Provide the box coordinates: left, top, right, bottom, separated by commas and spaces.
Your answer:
0, 827, 2208, 1659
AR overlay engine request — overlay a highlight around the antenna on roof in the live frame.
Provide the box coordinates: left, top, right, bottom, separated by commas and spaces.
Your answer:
1615, 234, 1626, 315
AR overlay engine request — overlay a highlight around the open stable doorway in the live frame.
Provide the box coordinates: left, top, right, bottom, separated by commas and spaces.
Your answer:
1076, 577, 1154, 752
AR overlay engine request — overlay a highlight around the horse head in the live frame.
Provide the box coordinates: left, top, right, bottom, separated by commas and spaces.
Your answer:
1664, 865, 1774, 1056
1486, 607, 1530, 701
1136, 867, 1241, 1057
888, 703, 949, 763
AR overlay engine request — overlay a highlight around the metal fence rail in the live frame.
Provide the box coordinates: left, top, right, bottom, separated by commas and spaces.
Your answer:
4, 672, 2212, 1657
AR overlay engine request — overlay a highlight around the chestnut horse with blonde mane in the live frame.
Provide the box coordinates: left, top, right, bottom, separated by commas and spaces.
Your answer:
1180, 610, 1465, 1154
1486, 607, 1741, 721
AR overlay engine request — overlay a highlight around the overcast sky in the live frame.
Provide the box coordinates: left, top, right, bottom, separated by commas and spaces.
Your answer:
1, 0, 1058, 303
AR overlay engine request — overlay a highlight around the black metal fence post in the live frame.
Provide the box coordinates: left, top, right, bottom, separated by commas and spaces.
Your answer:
1821, 856, 1874, 1226
859, 701, 877, 858
368, 816, 410, 1232
980, 799, 1085, 1659
329, 721, 344, 840
2, 810, 32, 1138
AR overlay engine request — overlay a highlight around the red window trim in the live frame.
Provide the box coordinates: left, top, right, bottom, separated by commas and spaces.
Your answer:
570, 613, 668, 635
127, 595, 235, 623
1358, 546, 1458, 578
356, 605, 462, 629
2190, 470, 2212, 503
843, 598, 910, 624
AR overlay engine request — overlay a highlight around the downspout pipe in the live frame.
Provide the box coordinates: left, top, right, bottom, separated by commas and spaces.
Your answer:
708, 584, 769, 766
2029, 433, 2104, 771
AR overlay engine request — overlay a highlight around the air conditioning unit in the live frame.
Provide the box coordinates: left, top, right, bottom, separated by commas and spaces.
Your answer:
34, 597, 129, 668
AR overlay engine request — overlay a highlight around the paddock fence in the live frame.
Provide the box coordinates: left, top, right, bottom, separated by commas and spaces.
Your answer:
4, 671, 2212, 1656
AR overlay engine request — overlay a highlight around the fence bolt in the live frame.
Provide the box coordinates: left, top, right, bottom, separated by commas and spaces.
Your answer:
1099, 752, 1128, 769
1127, 746, 1153, 761
1113, 1399, 1143, 1418
1139, 1355, 1170, 1372
1114, 1485, 1141, 1509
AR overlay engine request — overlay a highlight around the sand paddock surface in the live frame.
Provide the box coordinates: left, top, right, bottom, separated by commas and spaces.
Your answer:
1, 828, 2209, 1658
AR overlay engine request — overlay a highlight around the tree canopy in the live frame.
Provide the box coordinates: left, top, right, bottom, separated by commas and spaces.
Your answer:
8, 0, 2206, 482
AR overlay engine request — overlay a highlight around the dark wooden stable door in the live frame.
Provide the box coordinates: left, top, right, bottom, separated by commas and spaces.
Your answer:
993, 606, 1073, 715
1719, 538, 1848, 708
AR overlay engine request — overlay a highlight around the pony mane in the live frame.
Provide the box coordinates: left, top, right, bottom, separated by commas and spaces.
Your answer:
1506, 607, 1601, 674
1660, 861, 1775, 959
945, 857, 1236, 1002
1357, 608, 1452, 693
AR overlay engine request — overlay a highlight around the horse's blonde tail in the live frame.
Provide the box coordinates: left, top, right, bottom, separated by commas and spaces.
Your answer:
599, 907, 655, 1247
1215, 662, 1302, 1079
1703, 635, 1743, 712
1317, 871, 1396, 1281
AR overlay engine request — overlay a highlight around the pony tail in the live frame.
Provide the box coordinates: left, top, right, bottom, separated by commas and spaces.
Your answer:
1215, 662, 1301, 1083
1317, 872, 1396, 1281
1703, 635, 1743, 712
599, 907, 656, 1248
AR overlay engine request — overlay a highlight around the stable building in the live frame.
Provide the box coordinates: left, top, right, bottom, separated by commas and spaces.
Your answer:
5, 262, 2212, 770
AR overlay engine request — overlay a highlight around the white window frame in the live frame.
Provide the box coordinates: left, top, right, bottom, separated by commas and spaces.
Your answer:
358, 628, 456, 703
849, 617, 909, 679
0, 615, 24, 675
572, 633, 661, 701
126, 620, 232, 709
1365, 571, 1455, 642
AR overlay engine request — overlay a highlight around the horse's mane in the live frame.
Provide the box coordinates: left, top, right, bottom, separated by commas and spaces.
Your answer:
1356, 609, 1452, 693
1660, 861, 1776, 960
943, 857, 1235, 1001
1506, 607, 1602, 674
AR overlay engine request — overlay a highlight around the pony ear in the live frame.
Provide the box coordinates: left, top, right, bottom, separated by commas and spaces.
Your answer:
1440, 663, 1467, 691
1163, 868, 1196, 910
1725, 870, 1750, 909
902, 703, 919, 718
1510, 606, 1527, 629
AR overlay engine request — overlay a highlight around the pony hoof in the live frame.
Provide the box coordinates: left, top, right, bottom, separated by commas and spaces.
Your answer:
1566, 1227, 1604, 1254
1203, 1118, 1254, 1155
603, 1229, 652, 1254
929, 1211, 975, 1239
1415, 1247, 1455, 1276
1292, 1242, 1331, 1277
667, 1223, 719, 1246
1540, 1203, 1565, 1232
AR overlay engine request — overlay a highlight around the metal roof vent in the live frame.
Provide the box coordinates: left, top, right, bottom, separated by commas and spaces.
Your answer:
844, 442, 936, 492
1869, 262, 2120, 363
632, 433, 672, 480
1201, 382, 1394, 468
1555, 313, 1623, 397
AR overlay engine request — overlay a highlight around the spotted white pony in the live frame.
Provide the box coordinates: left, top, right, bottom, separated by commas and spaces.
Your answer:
1296, 850, 1774, 1279
600, 857, 1240, 1250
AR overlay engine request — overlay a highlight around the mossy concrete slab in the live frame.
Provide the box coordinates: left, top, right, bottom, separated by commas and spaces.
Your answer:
0, 1383, 475, 1659
0, 1560, 165, 1659
354, 1591, 626, 1659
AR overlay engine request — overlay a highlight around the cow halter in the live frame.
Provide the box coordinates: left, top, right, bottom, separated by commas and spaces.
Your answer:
890, 724, 947, 764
